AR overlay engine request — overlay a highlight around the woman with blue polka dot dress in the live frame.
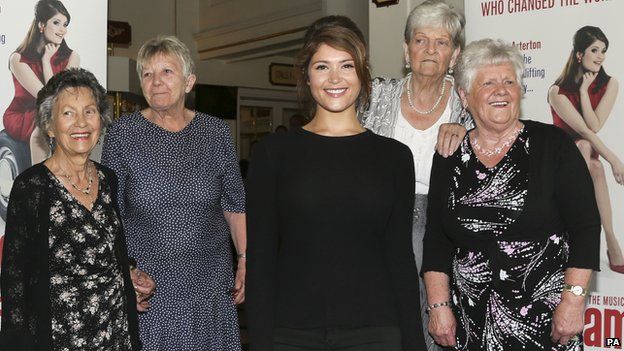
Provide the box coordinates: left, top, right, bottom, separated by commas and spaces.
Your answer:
102, 35, 246, 351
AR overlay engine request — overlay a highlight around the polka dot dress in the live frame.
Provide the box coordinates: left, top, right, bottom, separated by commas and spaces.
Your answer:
101, 111, 245, 350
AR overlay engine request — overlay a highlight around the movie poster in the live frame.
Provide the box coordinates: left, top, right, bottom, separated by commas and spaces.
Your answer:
466, 1, 624, 349
0, 0, 107, 323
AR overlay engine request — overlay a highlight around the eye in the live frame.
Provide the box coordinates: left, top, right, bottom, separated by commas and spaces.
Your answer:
342, 63, 355, 69
505, 80, 515, 85
62, 110, 74, 117
483, 80, 493, 86
85, 108, 97, 116
164, 68, 173, 74
314, 64, 328, 71
53, 20, 60, 25
414, 38, 426, 45
142, 72, 152, 78
437, 39, 449, 46
591, 48, 598, 53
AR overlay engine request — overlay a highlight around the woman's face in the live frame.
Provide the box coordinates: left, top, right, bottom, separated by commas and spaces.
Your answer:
48, 87, 101, 158
404, 26, 459, 79
578, 40, 607, 73
39, 13, 68, 45
460, 63, 521, 131
140, 53, 196, 112
307, 43, 361, 116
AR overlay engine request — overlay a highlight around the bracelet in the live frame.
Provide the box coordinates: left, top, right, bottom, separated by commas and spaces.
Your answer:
237, 252, 247, 259
426, 300, 452, 313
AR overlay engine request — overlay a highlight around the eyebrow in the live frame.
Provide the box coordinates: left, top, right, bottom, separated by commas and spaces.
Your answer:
312, 59, 354, 65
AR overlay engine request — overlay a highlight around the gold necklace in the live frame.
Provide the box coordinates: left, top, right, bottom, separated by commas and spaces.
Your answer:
62, 162, 94, 195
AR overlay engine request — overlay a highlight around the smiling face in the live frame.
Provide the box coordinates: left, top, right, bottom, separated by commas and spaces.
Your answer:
461, 63, 521, 132
48, 87, 101, 158
578, 39, 607, 73
307, 43, 361, 116
404, 26, 459, 79
39, 13, 68, 45
140, 53, 196, 112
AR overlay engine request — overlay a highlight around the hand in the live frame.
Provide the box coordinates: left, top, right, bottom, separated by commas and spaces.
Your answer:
580, 72, 597, 92
131, 268, 156, 312
232, 259, 246, 305
428, 306, 457, 347
610, 159, 624, 185
42, 43, 60, 61
551, 296, 585, 345
436, 123, 467, 158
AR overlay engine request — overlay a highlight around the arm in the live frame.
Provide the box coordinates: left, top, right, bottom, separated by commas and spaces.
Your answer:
0, 177, 39, 349
246, 141, 279, 351
384, 146, 426, 351
548, 85, 624, 184
579, 76, 618, 132
422, 153, 457, 347
223, 211, 246, 304
550, 129, 601, 344
9, 53, 44, 98
218, 122, 247, 305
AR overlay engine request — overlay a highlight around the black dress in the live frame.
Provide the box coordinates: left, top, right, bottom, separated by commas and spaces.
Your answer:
422, 121, 601, 350
0, 163, 140, 351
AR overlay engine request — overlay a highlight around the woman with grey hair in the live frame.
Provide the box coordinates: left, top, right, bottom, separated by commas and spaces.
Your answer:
422, 38, 600, 350
102, 35, 246, 350
1, 68, 140, 350
359, 1, 472, 348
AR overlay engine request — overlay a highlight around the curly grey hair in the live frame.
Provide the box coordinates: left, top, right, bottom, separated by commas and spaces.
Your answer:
455, 38, 525, 94
36, 68, 112, 145
136, 35, 195, 79
404, 0, 465, 49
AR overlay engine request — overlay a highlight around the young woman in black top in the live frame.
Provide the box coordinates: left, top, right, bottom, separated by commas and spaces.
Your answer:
246, 15, 426, 351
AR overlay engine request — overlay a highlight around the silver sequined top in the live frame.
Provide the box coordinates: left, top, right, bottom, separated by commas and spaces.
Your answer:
359, 75, 474, 138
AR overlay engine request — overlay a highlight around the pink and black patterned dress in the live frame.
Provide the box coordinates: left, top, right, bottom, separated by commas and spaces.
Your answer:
422, 121, 601, 350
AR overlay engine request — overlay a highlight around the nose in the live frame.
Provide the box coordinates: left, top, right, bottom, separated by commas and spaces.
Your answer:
494, 82, 509, 95
75, 112, 88, 127
328, 68, 342, 84
426, 40, 436, 54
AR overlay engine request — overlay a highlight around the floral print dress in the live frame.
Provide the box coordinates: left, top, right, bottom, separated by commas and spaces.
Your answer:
46, 168, 132, 350
448, 128, 582, 351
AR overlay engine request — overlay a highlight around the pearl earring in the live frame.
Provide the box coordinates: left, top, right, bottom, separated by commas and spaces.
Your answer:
405, 61, 410, 69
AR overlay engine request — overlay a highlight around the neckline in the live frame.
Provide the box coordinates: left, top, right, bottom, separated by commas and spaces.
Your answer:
137, 110, 199, 135
44, 163, 102, 213
467, 124, 526, 170
298, 127, 371, 140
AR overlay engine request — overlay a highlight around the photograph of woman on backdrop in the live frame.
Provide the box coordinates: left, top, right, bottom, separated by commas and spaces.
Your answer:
548, 25, 624, 274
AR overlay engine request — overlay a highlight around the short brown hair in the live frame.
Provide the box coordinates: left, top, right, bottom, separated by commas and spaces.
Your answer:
295, 16, 371, 118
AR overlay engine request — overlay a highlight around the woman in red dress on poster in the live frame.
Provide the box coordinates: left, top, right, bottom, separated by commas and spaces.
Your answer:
3, 0, 79, 164
549, 26, 624, 274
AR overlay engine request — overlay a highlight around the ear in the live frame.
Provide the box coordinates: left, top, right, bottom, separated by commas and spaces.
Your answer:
458, 87, 469, 108
450, 47, 461, 68
38, 21, 45, 32
184, 74, 196, 93
403, 42, 410, 65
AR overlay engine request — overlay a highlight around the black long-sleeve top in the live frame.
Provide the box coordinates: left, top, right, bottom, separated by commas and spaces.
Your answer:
422, 120, 601, 276
246, 128, 425, 351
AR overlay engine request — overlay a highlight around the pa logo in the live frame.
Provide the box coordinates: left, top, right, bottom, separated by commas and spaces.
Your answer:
606, 337, 621, 347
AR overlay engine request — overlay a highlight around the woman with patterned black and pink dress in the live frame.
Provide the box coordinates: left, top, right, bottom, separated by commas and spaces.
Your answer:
423, 39, 600, 350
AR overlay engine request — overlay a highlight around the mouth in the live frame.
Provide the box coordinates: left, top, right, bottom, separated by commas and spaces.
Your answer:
70, 132, 91, 140
324, 88, 347, 97
489, 101, 509, 107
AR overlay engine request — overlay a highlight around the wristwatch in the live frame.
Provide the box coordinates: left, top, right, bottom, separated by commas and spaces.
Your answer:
563, 284, 587, 297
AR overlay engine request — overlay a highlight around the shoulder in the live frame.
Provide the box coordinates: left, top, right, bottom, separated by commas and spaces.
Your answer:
95, 162, 117, 180
524, 119, 570, 147
371, 76, 403, 93
106, 111, 144, 135
12, 163, 49, 195
548, 85, 560, 96
606, 77, 619, 90
194, 111, 231, 132
368, 131, 412, 157
8, 52, 22, 65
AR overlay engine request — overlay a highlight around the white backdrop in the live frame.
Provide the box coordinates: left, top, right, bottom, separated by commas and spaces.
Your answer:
0, 0, 107, 324
466, 1, 624, 349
